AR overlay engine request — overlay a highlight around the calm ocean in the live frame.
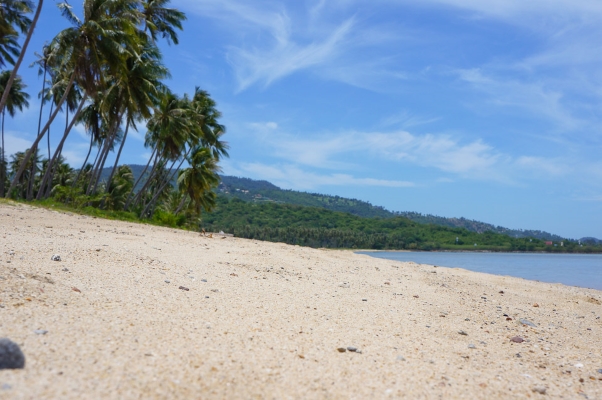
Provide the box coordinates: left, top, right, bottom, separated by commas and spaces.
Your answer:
356, 251, 602, 291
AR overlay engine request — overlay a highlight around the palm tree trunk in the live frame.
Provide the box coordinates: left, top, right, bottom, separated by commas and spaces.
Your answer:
46, 102, 53, 160
0, 0, 44, 114
36, 96, 86, 200
26, 68, 48, 200
141, 146, 192, 218
0, 110, 5, 197
87, 111, 124, 195
72, 131, 95, 189
106, 119, 129, 191
175, 193, 188, 214
124, 146, 157, 210
129, 152, 164, 210
7, 70, 75, 197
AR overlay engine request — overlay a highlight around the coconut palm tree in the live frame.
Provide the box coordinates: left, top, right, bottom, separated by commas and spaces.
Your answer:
104, 164, 133, 210
8, 0, 142, 197
0, 70, 29, 197
175, 146, 220, 215
99, 42, 167, 196
0, 0, 42, 116
125, 88, 189, 210
8, 147, 40, 198
140, 0, 185, 45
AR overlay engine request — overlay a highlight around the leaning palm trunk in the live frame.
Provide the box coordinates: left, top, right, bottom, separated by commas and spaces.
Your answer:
0, 110, 5, 197
125, 148, 160, 210
36, 96, 86, 200
40, 106, 71, 198
0, 0, 44, 115
140, 146, 192, 218
26, 67, 49, 200
87, 111, 124, 195
7, 71, 76, 197
71, 131, 95, 189
174, 193, 189, 215
105, 120, 129, 193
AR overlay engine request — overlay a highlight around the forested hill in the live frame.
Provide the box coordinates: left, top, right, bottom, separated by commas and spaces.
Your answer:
105, 167, 568, 241
218, 175, 567, 241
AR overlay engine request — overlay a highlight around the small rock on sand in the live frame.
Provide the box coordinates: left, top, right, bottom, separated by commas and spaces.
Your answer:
0, 338, 25, 369
510, 336, 524, 343
532, 386, 546, 394
519, 319, 537, 327
51, 255, 61, 262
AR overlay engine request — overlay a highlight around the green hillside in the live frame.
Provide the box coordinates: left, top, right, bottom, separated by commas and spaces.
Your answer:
201, 197, 594, 252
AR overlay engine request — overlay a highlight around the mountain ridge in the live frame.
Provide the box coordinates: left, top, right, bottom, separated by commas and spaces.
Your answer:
104, 165, 588, 241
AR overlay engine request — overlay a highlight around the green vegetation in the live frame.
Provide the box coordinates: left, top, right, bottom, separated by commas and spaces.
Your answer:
202, 197, 601, 252
1, 0, 225, 227
219, 176, 567, 241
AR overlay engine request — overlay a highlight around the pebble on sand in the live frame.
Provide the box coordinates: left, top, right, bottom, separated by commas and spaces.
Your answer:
510, 336, 524, 343
51, 254, 61, 261
0, 338, 25, 370
337, 348, 347, 353
34, 330, 48, 335
532, 386, 547, 394
519, 319, 537, 327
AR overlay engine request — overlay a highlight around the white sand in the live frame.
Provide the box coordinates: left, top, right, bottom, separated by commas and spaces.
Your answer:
0, 202, 601, 399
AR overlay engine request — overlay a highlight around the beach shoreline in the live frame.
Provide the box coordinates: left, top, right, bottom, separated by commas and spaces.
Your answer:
1, 202, 601, 398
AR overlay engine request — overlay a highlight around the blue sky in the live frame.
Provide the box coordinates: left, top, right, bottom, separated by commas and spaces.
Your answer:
4, 0, 602, 239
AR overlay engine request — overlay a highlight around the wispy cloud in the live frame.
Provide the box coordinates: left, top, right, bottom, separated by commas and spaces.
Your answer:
456, 68, 585, 132
179, 0, 414, 91
223, 161, 414, 190
2, 132, 33, 157
245, 122, 573, 184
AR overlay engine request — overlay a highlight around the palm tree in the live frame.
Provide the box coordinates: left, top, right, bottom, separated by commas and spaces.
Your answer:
140, 0, 186, 45
0, 70, 29, 197
104, 164, 133, 210
175, 146, 220, 215
8, 147, 40, 198
37, 72, 84, 199
71, 97, 104, 189
0, 0, 42, 117
125, 88, 189, 210
104, 43, 167, 194
8, 0, 142, 197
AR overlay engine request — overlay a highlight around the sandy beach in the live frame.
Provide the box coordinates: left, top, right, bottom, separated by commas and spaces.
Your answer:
0, 202, 601, 399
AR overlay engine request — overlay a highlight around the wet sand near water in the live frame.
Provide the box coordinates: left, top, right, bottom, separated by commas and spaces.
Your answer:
0, 202, 601, 399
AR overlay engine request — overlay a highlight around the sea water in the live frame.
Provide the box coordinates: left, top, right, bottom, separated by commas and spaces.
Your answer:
356, 251, 602, 291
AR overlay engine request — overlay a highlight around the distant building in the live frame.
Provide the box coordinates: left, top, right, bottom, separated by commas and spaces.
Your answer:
545, 241, 553, 246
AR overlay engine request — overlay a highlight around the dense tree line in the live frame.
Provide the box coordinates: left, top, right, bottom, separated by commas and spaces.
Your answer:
219, 175, 570, 241
0, 0, 226, 223
202, 197, 601, 252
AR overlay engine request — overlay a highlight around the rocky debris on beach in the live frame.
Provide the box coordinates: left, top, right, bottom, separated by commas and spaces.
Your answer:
519, 318, 537, 327
510, 336, 524, 343
532, 386, 547, 395
0, 338, 25, 370
50, 255, 61, 262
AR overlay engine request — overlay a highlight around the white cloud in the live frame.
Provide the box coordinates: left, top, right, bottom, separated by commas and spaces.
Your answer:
2, 131, 33, 157
228, 18, 355, 90
226, 161, 414, 190
245, 122, 575, 184
456, 68, 584, 131
180, 0, 408, 91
